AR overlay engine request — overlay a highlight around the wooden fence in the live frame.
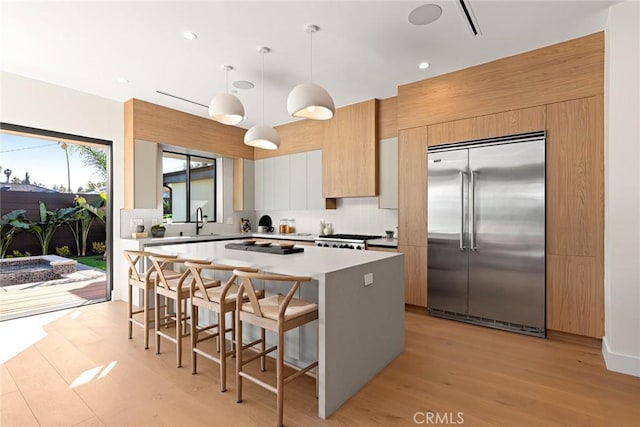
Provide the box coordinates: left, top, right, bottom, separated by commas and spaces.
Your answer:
0, 191, 106, 257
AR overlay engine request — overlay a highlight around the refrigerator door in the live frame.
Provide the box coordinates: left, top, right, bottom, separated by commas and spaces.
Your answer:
427, 149, 469, 314
467, 139, 546, 329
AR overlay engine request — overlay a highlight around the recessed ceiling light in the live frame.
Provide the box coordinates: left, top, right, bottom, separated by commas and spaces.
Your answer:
117, 77, 129, 84
183, 31, 197, 40
233, 80, 255, 90
418, 61, 430, 70
408, 4, 443, 25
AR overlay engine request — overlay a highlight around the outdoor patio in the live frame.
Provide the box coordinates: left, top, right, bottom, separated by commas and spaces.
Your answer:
0, 263, 107, 321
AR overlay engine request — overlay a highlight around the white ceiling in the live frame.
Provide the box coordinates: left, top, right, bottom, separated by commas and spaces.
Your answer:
0, 1, 614, 130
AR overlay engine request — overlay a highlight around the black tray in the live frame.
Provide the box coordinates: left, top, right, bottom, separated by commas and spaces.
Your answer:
225, 243, 304, 255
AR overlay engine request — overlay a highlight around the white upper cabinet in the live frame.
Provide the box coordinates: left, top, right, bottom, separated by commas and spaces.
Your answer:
306, 150, 324, 210
254, 149, 324, 211
290, 152, 307, 210
378, 137, 398, 209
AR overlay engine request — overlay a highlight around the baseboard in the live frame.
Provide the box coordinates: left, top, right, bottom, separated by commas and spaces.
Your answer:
602, 336, 640, 377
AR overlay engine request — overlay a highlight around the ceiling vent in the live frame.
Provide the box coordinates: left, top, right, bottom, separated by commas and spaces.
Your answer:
155, 90, 208, 108
457, 0, 481, 37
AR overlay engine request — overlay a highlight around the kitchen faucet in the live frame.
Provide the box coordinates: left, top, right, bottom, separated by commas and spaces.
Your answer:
195, 207, 204, 235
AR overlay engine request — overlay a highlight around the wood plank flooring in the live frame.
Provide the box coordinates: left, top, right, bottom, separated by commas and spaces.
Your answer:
1, 301, 638, 426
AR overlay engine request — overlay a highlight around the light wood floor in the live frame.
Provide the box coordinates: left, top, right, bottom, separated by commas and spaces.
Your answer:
1, 301, 638, 426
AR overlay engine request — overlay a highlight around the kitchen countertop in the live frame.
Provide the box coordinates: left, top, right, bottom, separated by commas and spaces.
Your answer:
122, 231, 318, 245
367, 238, 398, 248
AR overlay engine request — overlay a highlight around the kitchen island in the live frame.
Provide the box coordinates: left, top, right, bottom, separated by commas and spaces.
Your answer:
130, 239, 404, 419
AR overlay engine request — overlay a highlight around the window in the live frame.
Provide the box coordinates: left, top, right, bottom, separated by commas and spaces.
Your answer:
162, 152, 216, 222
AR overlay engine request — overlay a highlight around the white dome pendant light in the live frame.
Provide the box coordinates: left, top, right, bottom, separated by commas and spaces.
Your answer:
244, 46, 281, 150
287, 24, 335, 120
209, 65, 245, 125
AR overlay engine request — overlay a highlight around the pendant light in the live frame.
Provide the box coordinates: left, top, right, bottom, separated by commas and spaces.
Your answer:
287, 24, 335, 120
244, 46, 281, 150
209, 65, 245, 125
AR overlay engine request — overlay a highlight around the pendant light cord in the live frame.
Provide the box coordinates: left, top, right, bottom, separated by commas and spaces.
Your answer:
309, 29, 313, 83
261, 50, 265, 124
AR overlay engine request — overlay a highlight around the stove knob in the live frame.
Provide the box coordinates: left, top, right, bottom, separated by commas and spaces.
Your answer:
348, 245, 354, 249
356, 246, 362, 250
324, 244, 330, 247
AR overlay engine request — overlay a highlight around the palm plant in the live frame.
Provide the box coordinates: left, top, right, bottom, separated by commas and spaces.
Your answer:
28, 201, 75, 255
74, 194, 106, 256
71, 145, 107, 183
0, 209, 30, 258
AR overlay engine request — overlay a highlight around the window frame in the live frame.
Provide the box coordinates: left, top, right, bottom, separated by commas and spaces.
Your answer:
162, 151, 217, 223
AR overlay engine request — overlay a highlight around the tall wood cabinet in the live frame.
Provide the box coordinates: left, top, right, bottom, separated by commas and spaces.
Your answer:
546, 95, 604, 338
322, 99, 378, 198
398, 126, 428, 306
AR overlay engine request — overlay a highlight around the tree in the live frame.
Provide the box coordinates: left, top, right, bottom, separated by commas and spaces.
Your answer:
58, 142, 71, 192
11, 177, 20, 184
0, 210, 30, 258
4, 168, 11, 183
28, 201, 75, 255
74, 194, 106, 256
23, 172, 30, 184
70, 145, 107, 181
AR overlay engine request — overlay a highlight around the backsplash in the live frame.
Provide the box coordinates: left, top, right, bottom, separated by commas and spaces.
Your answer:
256, 197, 398, 237
120, 208, 255, 238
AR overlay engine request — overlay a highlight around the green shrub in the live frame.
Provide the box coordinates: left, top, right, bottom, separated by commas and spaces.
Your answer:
55, 246, 72, 258
92, 241, 106, 255
11, 250, 31, 258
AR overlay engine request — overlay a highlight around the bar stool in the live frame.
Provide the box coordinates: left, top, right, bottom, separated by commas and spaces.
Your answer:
186, 261, 263, 392
123, 250, 179, 349
234, 270, 318, 427
150, 255, 219, 368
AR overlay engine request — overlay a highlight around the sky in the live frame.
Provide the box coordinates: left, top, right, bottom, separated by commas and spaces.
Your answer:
0, 133, 105, 191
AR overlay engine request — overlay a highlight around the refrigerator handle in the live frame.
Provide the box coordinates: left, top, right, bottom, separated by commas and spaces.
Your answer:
459, 171, 466, 251
470, 171, 477, 251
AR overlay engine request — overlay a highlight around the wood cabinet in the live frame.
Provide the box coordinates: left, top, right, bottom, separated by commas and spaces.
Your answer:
546, 95, 604, 338
378, 137, 398, 209
322, 99, 378, 198
398, 245, 427, 307
233, 158, 254, 211
547, 254, 603, 337
397, 127, 428, 307
427, 106, 546, 146
398, 127, 428, 247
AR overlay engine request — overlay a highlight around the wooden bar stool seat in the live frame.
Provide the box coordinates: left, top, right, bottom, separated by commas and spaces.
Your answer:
123, 250, 179, 349
150, 255, 219, 368
186, 262, 263, 392
234, 270, 318, 427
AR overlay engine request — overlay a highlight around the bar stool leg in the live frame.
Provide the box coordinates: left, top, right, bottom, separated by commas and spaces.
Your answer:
127, 283, 133, 339
236, 310, 243, 403
276, 326, 285, 427
260, 328, 266, 372
219, 309, 227, 392
176, 295, 183, 368
143, 286, 150, 349
191, 305, 198, 374
155, 292, 161, 354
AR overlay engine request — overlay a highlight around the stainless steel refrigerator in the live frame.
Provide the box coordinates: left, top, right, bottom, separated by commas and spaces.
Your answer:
427, 132, 546, 337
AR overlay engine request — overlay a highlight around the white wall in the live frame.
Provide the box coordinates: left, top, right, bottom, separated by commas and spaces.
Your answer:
603, 1, 640, 377
0, 71, 127, 300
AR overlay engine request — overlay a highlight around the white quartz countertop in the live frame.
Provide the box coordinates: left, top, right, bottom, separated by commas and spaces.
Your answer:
123, 231, 318, 245
148, 240, 401, 278
367, 238, 398, 248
